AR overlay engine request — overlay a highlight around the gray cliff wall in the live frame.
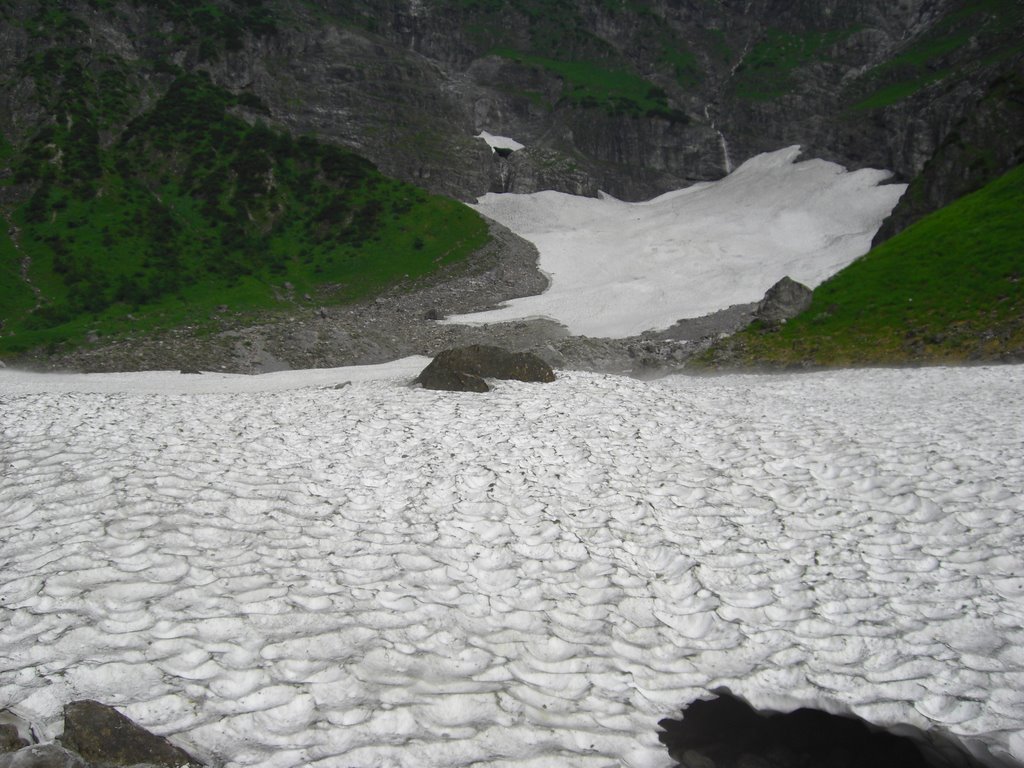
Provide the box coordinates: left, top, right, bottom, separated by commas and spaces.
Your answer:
1, 0, 1019, 225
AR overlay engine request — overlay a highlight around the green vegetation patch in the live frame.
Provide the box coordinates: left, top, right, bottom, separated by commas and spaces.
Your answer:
732, 28, 853, 101
660, 44, 703, 89
495, 50, 687, 121
0, 226, 36, 326
137, 0, 277, 58
0, 74, 489, 357
698, 163, 1024, 367
18, 0, 277, 60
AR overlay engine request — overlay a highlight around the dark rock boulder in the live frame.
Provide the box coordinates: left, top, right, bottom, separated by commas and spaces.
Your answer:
0, 744, 88, 768
658, 691, 984, 768
754, 277, 813, 326
418, 365, 490, 393
0, 725, 29, 754
415, 344, 556, 392
59, 700, 201, 768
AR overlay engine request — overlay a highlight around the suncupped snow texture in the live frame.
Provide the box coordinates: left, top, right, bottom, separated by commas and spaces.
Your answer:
1, 363, 1022, 768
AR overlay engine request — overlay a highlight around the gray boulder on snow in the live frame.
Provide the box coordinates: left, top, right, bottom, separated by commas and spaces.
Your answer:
755, 276, 813, 326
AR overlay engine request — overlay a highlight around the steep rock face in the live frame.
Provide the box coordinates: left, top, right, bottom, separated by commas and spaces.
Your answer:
1, 0, 1020, 214
199, 12, 496, 201
874, 68, 1024, 243
333, 0, 1022, 219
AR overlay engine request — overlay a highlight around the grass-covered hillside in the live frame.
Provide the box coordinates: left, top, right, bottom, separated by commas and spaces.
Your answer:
697, 163, 1024, 368
0, 69, 488, 358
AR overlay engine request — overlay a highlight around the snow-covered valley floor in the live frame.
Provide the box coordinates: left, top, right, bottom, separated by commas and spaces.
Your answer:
2, 363, 1023, 767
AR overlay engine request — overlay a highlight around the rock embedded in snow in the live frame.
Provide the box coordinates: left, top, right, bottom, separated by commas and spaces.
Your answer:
59, 701, 201, 768
414, 344, 555, 392
754, 276, 814, 326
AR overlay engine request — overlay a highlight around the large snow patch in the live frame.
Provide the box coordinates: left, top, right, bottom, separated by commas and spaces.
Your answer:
445, 146, 906, 337
2, 364, 1023, 767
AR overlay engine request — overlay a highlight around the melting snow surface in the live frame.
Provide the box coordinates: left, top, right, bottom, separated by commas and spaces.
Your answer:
2, 363, 1024, 767
445, 146, 907, 337
477, 131, 526, 153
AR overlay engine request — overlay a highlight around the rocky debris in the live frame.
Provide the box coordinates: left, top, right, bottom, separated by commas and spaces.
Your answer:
657, 303, 758, 343
658, 691, 982, 768
415, 344, 555, 392
754, 277, 813, 326
59, 701, 201, 768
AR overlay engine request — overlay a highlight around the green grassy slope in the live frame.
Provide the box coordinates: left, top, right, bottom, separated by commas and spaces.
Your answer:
0, 73, 489, 357
697, 163, 1024, 367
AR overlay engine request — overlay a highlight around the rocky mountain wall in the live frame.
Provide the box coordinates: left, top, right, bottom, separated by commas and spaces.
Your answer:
1, 0, 1020, 223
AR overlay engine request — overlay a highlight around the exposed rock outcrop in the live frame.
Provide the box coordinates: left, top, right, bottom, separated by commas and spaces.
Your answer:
755, 277, 813, 326
873, 69, 1024, 244
3, 0, 1018, 211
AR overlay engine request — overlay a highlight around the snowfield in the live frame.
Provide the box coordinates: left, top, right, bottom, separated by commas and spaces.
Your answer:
2, 363, 1024, 768
477, 131, 526, 153
445, 146, 907, 337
